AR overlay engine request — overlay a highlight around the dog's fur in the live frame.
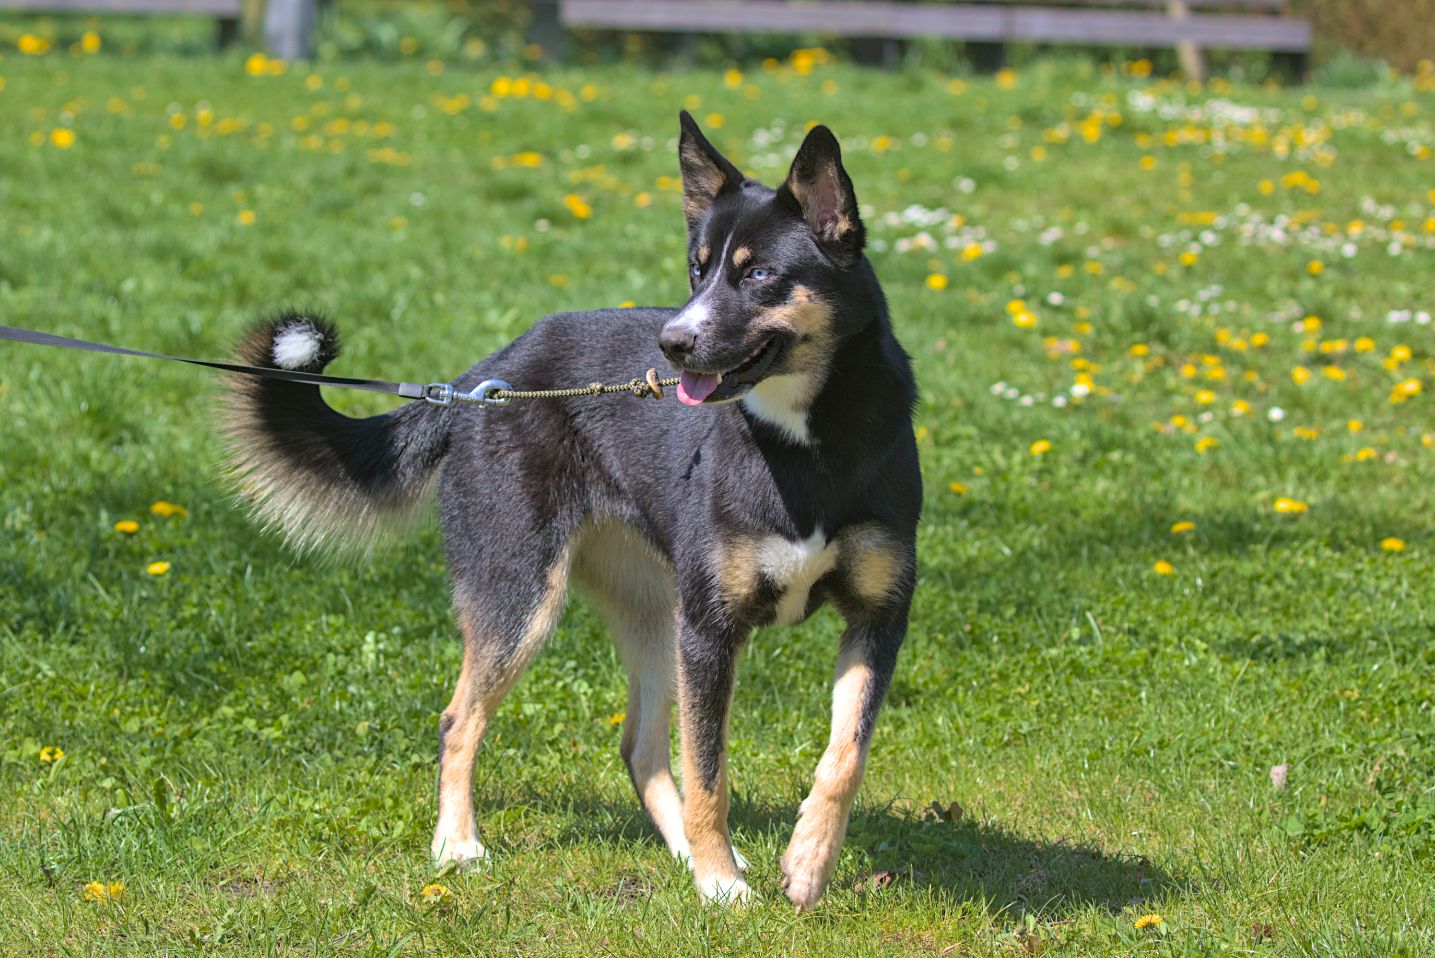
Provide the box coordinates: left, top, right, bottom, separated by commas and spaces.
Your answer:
224, 113, 920, 908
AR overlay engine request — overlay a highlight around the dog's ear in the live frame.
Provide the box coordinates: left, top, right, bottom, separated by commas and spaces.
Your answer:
678, 110, 742, 229
777, 124, 864, 267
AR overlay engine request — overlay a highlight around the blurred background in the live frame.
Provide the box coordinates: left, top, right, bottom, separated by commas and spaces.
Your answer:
1, 0, 1433, 82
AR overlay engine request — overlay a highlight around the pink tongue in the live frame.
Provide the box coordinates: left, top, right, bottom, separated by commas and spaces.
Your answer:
677, 371, 720, 406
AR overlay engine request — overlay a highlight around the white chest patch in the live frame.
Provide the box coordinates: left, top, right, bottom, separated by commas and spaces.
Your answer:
755, 529, 839, 626
742, 374, 813, 445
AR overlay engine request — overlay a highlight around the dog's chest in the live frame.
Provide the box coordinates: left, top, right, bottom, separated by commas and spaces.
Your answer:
744, 529, 840, 626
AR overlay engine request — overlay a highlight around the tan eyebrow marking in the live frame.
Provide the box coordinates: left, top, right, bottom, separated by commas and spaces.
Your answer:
697, 245, 711, 265
732, 246, 752, 267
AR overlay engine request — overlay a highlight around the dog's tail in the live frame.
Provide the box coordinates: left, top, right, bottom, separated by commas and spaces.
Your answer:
223, 312, 452, 556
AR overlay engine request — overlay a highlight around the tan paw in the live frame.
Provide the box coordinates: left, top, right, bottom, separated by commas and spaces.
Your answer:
781, 829, 838, 910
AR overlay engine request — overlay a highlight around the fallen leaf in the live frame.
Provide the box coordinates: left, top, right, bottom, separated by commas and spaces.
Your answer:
860, 870, 897, 892
928, 799, 965, 822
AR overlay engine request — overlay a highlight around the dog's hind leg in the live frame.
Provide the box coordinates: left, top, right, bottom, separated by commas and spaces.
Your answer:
571, 522, 695, 863
432, 543, 574, 869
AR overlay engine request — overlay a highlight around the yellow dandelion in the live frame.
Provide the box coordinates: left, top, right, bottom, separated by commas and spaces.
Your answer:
1391, 378, 1422, 402
1128, 343, 1150, 357
80, 31, 101, 53
604, 711, 626, 725
1290, 367, 1311, 384
1273, 497, 1309, 514
948, 481, 968, 495
1194, 437, 1218, 454
1306, 260, 1324, 275
149, 501, 188, 518
1029, 439, 1052, 456
1179, 251, 1198, 266
925, 273, 949, 291
563, 194, 593, 220
1153, 560, 1174, 576
146, 561, 172, 576
420, 883, 451, 904
1134, 913, 1163, 929
1170, 520, 1196, 534
618, 300, 635, 308
114, 519, 140, 535
50, 128, 77, 149
237, 210, 256, 226
18, 34, 51, 55
83, 881, 124, 902
1380, 537, 1405, 553
40, 746, 64, 762
961, 242, 983, 261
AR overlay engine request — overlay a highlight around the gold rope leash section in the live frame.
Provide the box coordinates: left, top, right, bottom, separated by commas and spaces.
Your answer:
497, 367, 679, 402
425, 369, 679, 407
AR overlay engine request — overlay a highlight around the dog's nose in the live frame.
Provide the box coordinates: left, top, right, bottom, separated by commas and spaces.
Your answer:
659, 324, 697, 363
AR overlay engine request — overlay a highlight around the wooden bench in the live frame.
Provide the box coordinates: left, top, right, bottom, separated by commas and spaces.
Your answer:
547, 0, 1312, 78
0, 0, 244, 48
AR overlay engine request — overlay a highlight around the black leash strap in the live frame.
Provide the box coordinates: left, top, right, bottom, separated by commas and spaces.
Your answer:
0, 323, 430, 400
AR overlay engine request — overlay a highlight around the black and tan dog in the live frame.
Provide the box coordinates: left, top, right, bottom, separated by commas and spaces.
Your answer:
225, 112, 920, 908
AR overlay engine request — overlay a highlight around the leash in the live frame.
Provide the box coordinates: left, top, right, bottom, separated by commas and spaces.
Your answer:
0, 323, 678, 409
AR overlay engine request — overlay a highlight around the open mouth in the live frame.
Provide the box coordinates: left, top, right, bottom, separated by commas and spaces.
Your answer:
676, 337, 784, 406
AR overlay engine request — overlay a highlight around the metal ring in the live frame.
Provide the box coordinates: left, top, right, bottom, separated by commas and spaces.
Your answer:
424, 383, 455, 406
470, 379, 512, 408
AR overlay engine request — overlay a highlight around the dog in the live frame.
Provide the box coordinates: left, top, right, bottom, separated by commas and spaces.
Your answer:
224, 112, 920, 908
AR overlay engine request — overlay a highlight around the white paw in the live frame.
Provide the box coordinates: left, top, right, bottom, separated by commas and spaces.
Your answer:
674, 844, 747, 873
696, 873, 751, 906
431, 835, 489, 869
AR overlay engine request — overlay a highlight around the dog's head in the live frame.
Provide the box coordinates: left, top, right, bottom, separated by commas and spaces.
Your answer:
659, 112, 873, 409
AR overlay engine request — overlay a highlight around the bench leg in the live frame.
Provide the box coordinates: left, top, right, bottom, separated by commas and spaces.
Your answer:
966, 40, 1006, 73
1271, 50, 1309, 83
529, 0, 563, 62
216, 16, 240, 50
264, 0, 318, 59
850, 37, 902, 69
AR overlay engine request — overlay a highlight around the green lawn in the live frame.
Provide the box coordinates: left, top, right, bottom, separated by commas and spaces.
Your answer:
1, 44, 1433, 956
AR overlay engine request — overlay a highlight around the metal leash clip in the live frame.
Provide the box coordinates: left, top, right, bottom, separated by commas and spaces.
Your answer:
424, 379, 512, 408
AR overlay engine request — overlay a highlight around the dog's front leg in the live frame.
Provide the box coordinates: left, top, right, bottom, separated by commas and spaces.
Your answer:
781, 601, 909, 910
675, 614, 750, 905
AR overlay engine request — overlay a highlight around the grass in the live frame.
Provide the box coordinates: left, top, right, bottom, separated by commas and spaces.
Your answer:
1, 43, 1434, 956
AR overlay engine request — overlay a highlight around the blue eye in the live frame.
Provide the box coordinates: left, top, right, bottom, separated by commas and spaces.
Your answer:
689, 263, 702, 278
746, 267, 771, 281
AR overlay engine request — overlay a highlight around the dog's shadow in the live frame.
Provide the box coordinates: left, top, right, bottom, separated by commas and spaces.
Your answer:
494, 791, 1172, 916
